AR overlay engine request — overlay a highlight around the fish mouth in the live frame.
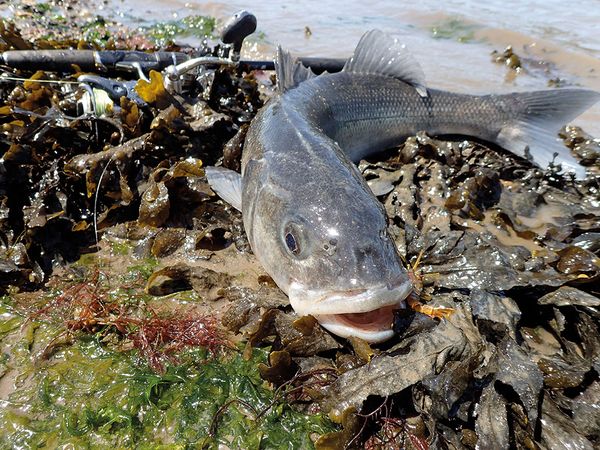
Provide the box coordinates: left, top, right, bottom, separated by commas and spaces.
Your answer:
288, 277, 412, 343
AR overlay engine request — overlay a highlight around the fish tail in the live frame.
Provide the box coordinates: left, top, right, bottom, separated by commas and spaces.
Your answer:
494, 89, 599, 178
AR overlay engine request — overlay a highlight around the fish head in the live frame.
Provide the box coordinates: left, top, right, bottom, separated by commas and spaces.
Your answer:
245, 162, 412, 343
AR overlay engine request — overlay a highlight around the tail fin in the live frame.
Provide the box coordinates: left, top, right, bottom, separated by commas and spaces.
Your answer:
495, 89, 599, 179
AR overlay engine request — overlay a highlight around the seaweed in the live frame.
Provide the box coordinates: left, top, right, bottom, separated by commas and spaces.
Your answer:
0, 306, 335, 448
0, 2, 599, 448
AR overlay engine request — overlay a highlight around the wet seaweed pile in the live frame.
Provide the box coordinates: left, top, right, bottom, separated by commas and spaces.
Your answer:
218, 132, 600, 448
1, 4, 600, 449
0, 14, 260, 292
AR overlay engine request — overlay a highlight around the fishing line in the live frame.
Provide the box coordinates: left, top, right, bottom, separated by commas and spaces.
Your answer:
92, 152, 122, 292
0, 75, 79, 84
93, 155, 118, 249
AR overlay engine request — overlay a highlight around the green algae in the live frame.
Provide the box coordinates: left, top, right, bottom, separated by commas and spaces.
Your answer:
0, 295, 336, 449
72, 247, 159, 284
430, 17, 479, 43
1, 2, 217, 50
0, 245, 335, 448
142, 15, 217, 47
127, 258, 160, 282
110, 241, 133, 257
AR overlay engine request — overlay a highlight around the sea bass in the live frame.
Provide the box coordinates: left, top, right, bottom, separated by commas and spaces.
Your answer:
207, 30, 600, 343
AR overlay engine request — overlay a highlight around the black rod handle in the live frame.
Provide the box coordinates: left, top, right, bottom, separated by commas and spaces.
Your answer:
0, 50, 187, 73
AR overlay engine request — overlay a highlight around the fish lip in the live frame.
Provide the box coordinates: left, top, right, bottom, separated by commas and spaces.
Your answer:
288, 276, 412, 317
316, 316, 397, 343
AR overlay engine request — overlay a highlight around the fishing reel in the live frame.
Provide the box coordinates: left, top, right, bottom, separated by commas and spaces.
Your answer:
162, 10, 257, 95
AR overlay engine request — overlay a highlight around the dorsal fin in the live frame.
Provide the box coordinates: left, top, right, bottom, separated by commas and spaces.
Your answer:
275, 45, 317, 93
343, 29, 427, 96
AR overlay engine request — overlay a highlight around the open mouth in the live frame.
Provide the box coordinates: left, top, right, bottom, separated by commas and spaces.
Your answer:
333, 305, 398, 330
314, 305, 400, 343
288, 277, 412, 343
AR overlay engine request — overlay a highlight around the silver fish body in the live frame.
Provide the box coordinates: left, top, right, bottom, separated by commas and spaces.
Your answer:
208, 30, 600, 343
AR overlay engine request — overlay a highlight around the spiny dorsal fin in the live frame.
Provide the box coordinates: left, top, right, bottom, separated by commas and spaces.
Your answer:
276, 45, 317, 93
343, 29, 427, 97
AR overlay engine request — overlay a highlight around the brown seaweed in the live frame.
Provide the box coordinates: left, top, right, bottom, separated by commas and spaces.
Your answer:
1, 9, 599, 448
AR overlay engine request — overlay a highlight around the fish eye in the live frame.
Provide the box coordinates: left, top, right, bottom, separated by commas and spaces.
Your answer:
285, 231, 299, 254
283, 222, 304, 257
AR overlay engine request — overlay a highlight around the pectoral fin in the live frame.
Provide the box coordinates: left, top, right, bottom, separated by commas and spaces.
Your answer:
205, 166, 243, 211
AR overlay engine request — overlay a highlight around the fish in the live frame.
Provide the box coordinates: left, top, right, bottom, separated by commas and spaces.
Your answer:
206, 29, 600, 343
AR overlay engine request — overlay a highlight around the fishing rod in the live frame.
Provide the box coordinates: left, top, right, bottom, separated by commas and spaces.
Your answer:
0, 49, 345, 75
0, 10, 346, 93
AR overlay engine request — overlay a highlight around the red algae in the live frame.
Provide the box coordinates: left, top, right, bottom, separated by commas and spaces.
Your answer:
130, 313, 229, 372
31, 272, 229, 372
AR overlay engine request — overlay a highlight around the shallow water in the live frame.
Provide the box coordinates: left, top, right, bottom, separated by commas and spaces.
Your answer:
107, 0, 600, 134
